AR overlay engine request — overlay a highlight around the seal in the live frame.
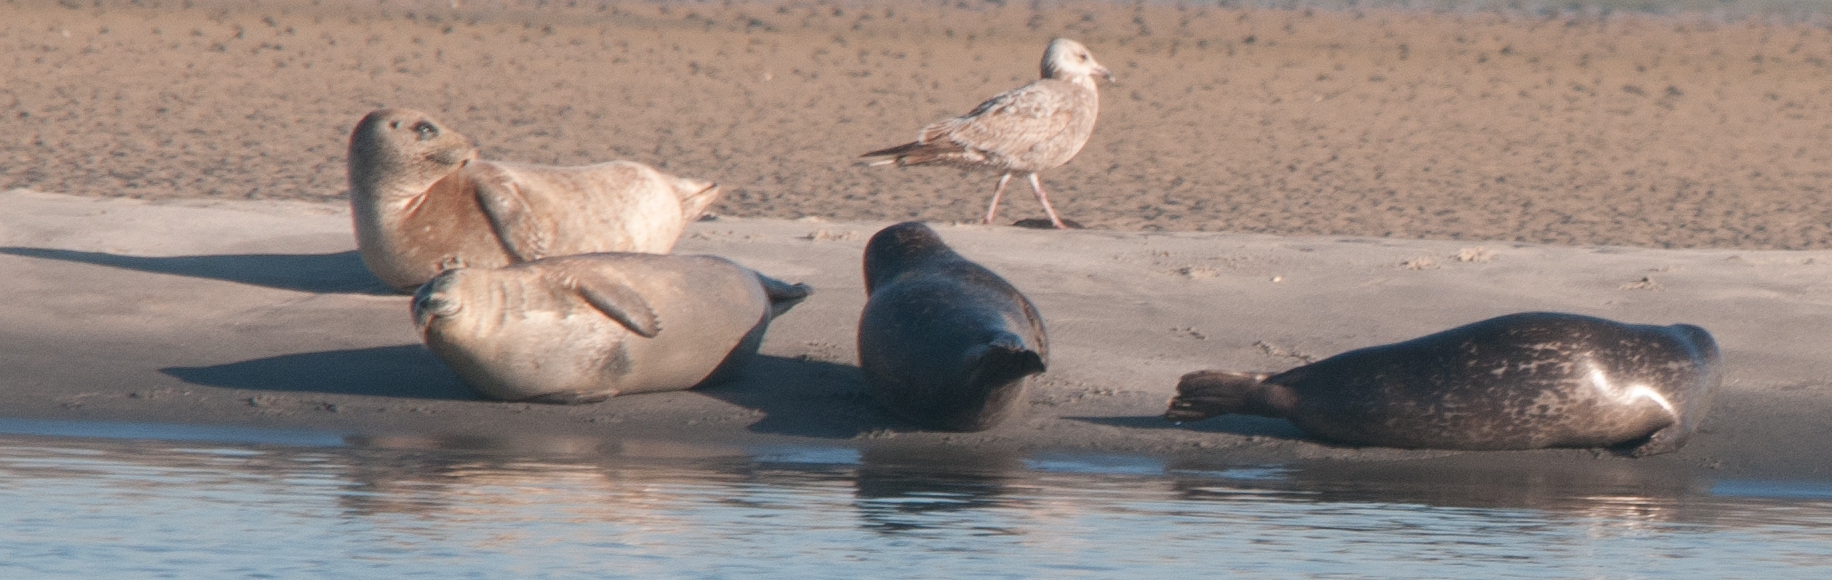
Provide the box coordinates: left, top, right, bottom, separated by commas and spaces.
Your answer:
857, 222, 1048, 431
411, 252, 812, 403
348, 108, 722, 291
1165, 312, 1721, 456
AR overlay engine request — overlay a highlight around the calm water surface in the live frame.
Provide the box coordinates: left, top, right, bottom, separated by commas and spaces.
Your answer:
1, 419, 1829, 578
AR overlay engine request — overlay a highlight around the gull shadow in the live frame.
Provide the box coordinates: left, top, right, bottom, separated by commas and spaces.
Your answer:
698, 355, 901, 438
1072, 414, 1309, 439
0, 247, 396, 294
161, 344, 476, 400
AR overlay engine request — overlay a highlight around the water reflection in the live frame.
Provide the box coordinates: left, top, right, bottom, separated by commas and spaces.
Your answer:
1170, 453, 1700, 509
3, 427, 1832, 577
852, 445, 1027, 534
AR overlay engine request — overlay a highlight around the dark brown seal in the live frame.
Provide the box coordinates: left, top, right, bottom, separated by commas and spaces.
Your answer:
348, 108, 722, 291
857, 222, 1048, 431
1166, 312, 1721, 456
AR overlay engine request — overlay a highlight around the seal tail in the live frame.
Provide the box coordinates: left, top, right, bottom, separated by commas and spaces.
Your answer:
756, 273, 813, 318
1165, 371, 1272, 421
672, 177, 722, 220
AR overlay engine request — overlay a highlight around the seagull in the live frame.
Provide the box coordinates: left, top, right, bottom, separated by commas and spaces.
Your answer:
862, 38, 1113, 229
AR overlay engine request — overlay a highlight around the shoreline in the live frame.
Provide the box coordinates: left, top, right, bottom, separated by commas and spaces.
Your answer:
4, 189, 1832, 483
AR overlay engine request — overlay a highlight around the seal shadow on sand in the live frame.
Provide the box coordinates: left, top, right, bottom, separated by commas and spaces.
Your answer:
0, 247, 396, 294
699, 354, 903, 438
1070, 414, 1310, 440
161, 344, 476, 400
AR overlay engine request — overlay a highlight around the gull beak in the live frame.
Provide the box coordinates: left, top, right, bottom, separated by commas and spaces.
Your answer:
1097, 65, 1116, 84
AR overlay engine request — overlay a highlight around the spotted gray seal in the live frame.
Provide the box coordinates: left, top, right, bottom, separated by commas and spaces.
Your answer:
857, 222, 1048, 431
349, 108, 722, 291
412, 253, 811, 403
1165, 312, 1720, 456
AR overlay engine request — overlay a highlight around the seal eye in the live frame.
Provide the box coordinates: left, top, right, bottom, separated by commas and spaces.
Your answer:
412, 121, 439, 141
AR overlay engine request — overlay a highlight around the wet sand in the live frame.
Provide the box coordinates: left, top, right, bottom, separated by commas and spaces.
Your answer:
5, 0, 1832, 248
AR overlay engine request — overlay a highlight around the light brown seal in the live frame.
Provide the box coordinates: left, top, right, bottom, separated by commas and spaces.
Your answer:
1165, 312, 1722, 456
861, 38, 1112, 229
857, 222, 1048, 431
349, 108, 722, 291
411, 252, 812, 403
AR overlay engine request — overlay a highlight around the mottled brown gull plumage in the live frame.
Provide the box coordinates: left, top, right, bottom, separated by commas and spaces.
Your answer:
862, 38, 1113, 229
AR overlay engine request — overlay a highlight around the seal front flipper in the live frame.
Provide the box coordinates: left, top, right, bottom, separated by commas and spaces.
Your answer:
564, 272, 660, 338
472, 163, 551, 261
1165, 371, 1279, 422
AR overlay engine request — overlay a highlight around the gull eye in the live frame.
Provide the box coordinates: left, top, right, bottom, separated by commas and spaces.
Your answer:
412, 121, 439, 140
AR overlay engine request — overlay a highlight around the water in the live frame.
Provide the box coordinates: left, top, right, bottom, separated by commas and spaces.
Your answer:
1, 421, 1830, 578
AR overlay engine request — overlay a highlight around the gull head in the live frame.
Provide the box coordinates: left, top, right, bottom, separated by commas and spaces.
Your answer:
1041, 38, 1115, 84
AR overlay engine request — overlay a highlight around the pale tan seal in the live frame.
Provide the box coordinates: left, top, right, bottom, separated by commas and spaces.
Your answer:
348, 108, 722, 291
861, 38, 1112, 229
411, 253, 812, 403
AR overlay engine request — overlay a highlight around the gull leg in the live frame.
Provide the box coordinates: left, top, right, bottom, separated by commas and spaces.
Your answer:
1026, 173, 1067, 229
983, 173, 1014, 225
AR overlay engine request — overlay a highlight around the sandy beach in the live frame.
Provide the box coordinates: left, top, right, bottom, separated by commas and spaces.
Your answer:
7, 0, 1832, 248
6, 189, 1832, 483
4, 0, 1832, 482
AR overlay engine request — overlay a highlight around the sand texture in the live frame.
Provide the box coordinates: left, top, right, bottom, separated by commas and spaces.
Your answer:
5, 0, 1832, 248
4, 189, 1832, 481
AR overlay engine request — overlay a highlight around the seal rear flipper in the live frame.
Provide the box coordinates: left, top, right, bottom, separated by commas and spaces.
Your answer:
964, 333, 1047, 387
919, 334, 1040, 432
756, 273, 814, 317
566, 274, 661, 338
673, 177, 722, 221
1165, 371, 1274, 421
